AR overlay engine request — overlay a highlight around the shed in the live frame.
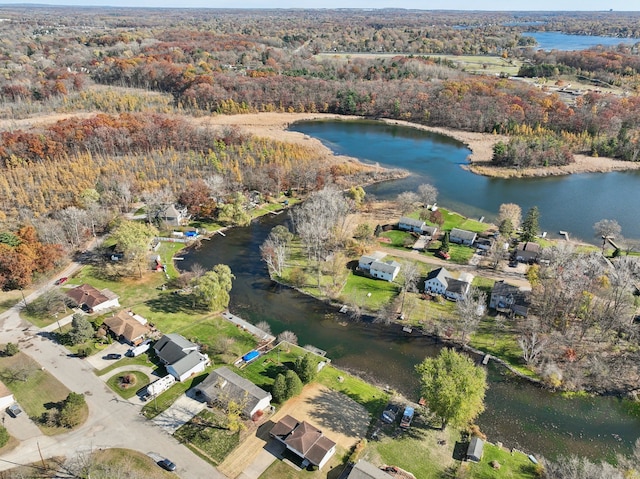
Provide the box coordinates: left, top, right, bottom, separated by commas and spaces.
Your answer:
466, 437, 485, 463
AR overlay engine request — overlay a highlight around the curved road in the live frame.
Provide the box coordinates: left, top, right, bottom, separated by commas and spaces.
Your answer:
0, 255, 226, 478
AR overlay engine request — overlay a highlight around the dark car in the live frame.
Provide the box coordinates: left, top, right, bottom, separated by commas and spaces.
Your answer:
54, 277, 68, 285
104, 353, 122, 360
7, 404, 22, 418
381, 403, 400, 424
158, 458, 177, 472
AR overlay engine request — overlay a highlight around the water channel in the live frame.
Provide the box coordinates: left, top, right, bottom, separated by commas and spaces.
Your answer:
182, 120, 640, 461
526, 31, 639, 51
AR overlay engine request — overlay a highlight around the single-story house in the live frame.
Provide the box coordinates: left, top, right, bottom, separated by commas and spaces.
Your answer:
102, 310, 152, 345
194, 366, 272, 418
347, 460, 394, 479
516, 242, 541, 263
66, 284, 120, 313
489, 280, 531, 317
466, 437, 485, 463
270, 415, 336, 470
370, 260, 401, 282
358, 252, 388, 271
0, 381, 15, 410
450, 228, 477, 246
154, 334, 209, 382
424, 268, 473, 301
161, 204, 190, 227
398, 216, 425, 233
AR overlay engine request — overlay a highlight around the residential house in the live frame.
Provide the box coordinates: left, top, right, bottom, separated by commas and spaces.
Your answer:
424, 268, 473, 301
102, 310, 152, 345
516, 242, 541, 263
0, 381, 15, 410
66, 284, 120, 313
489, 281, 531, 317
154, 334, 209, 382
422, 225, 438, 239
270, 415, 336, 470
398, 216, 425, 233
370, 260, 401, 282
450, 228, 477, 246
162, 204, 190, 227
194, 366, 272, 418
347, 460, 393, 479
475, 237, 493, 251
358, 252, 387, 272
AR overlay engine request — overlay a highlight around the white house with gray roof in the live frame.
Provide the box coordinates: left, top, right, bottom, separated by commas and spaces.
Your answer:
398, 216, 426, 233
424, 267, 473, 301
450, 228, 477, 246
358, 251, 387, 271
194, 366, 272, 418
154, 333, 209, 382
370, 260, 401, 282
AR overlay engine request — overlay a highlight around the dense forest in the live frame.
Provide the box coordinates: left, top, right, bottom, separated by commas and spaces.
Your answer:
1, 6, 640, 287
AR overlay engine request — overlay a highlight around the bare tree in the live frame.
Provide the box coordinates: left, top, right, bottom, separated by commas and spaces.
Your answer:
498, 203, 522, 231
255, 321, 272, 335
55, 206, 88, 248
517, 318, 547, 366
417, 183, 438, 207
277, 330, 298, 346
455, 287, 487, 344
593, 218, 622, 253
396, 191, 420, 214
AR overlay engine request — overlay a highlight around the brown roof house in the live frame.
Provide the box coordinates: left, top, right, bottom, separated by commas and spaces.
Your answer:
270, 415, 336, 470
516, 242, 541, 263
66, 284, 120, 313
102, 310, 152, 345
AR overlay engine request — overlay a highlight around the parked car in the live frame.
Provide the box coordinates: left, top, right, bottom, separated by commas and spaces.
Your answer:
400, 406, 414, 428
6, 403, 22, 418
104, 353, 122, 360
381, 403, 400, 424
158, 458, 177, 472
436, 250, 450, 260
54, 277, 68, 285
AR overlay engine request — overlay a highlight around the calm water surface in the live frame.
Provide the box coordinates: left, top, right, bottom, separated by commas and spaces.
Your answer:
527, 31, 639, 51
290, 120, 640, 242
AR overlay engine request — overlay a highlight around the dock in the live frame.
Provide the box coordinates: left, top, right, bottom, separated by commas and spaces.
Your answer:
216, 230, 226, 237
482, 354, 491, 365
559, 231, 569, 240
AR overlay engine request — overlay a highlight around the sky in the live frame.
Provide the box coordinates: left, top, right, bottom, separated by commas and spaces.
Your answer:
0, 0, 638, 11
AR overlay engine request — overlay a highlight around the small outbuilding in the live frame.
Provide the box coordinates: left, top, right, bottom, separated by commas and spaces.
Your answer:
466, 437, 485, 463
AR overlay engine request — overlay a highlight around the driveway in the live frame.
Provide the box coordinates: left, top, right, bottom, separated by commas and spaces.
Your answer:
84, 342, 133, 370
219, 383, 369, 479
153, 391, 207, 434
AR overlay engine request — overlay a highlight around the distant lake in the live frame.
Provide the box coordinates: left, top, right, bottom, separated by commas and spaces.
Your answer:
527, 31, 639, 51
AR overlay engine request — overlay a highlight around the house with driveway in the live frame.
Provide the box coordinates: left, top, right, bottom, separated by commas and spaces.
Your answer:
194, 366, 272, 419
358, 252, 400, 282
66, 283, 120, 313
270, 415, 336, 470
102, 310, 152, 345
515, 242, 541, 263
398, 216, 425, 233
424, 267, 474, 301
358, 251, 388, 272
154, 334, 209, 382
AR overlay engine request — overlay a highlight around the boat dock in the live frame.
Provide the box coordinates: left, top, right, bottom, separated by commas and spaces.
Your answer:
221, 311, 275, 342
559, 231, 569, 240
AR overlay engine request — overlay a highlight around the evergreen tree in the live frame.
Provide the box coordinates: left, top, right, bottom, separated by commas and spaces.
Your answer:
294, 353, 317, 384
439, 231, 450, 253
284, 370, 303, 398
272, 373, 287, 403
521, 206, 540, 242
68, 314, 94, 345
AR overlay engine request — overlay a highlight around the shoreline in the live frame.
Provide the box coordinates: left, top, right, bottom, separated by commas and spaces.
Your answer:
201, 112, 640, 178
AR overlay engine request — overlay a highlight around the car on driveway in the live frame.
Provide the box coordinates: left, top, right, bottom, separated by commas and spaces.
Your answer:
104, 353, 122, 360
381, 403, 399, 424
158, 458, 177, 472
54, 277, 68, 285
7, 403, 22, 418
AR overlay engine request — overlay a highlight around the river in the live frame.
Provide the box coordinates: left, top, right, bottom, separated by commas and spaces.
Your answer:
526, 31, 639, 51
181, 120, 640, 462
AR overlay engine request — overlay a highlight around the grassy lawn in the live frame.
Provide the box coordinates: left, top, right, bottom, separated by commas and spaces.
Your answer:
174, 409, 240, 466
439, 208, 489, 234
258, 447, 347, 479
469, 317, 538, 379
237, 344, 306, 392
340, 271, 400, 311
0, 352, 87, 435
466, 443, 539, 479
403, 293, 457, 326
156, 241, 187, 278
472, 276, 496, 295
92, 448, 176, 478
106, 370, 151, 399
0, 290, 28, 314
142, 369, 210, 419
317, 365, 388, 417
380, 229, 414, 249
177, 315, 258, 364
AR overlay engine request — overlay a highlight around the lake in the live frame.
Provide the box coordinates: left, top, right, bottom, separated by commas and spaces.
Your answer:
289, 119, 640, 243
526, 31, 639, 51
182, 119, 640, 460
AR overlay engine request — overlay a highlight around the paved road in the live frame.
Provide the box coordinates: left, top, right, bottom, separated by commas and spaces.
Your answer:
0, 254, 227, 478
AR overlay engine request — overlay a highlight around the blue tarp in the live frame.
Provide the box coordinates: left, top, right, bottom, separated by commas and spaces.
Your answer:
184, 231, 198, 237
242, 350, 260, 362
